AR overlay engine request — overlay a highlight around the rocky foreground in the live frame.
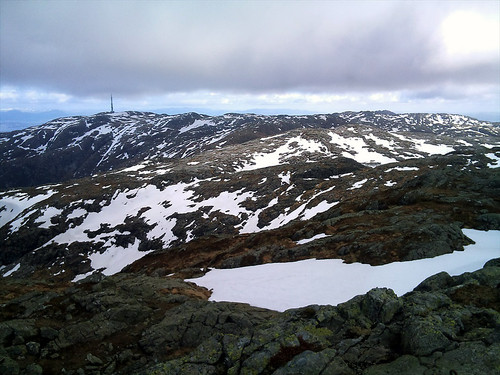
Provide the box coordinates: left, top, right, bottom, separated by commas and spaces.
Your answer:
0, 258, 499, 375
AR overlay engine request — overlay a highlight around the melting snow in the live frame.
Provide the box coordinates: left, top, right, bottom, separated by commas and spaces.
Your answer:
328, 132, 397, 165
187, 229, 500, 312
179, 119, 213, 134
278, 171, 291, 185
121, 164, 147, 172
385, 166, 419, 172
88, 239, 150, 277
238, 136, 328, 171
3, 263, 21, 277
34, 207, 63, 228
349, 178, 368, 190
486, 153, 500, 168
392, 134, 454, 155
296, 233, 330, 245
0, 190, 56, 231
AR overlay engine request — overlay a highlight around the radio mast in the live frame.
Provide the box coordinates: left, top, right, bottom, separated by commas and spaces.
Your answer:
110, 94, 114, 113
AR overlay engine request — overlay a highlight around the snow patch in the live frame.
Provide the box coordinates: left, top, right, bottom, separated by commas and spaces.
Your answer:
187, 229, 500, 311
296, 233, 330, 245
34, 206, 63, 228
486, 153, 500, 168
2, 263, 20, 277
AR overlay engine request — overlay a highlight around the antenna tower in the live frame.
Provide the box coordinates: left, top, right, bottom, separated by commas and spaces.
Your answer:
110, 94, 114, 113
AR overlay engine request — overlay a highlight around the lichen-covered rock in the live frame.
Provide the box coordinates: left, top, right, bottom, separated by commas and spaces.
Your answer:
361, 288, 402, 324
401, 315, 455, 356
1, 260, 500, 374
414, 271, 454, 292
363, 354, 426, 375
271, 348, 336, 375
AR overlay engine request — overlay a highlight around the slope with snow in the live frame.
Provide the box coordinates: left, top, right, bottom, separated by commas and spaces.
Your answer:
1, 110, 498, 189
0, 110, 499, 282
187, 229, 500, 311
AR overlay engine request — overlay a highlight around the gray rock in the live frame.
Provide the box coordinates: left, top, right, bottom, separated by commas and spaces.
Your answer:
23, 363, 43, 375
401, 316, 453, 356
188, 336, 223, 365
40, 326, 59, 340
483, 257, 500, 268
363, 354, 426, 375
402, 291, 452, 316
322, 357, 355, 375
86, 353, 103, 365
0, 356, 20, 375
432, 342, 500, 375
0, 320, 37, 346
272, 348, 336, 375
25, 341, 40, 356
361, 288, 402, 324
414, 271, 454, 292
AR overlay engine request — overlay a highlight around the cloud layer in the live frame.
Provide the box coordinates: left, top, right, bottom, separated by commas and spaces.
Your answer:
1, 1, 499, 115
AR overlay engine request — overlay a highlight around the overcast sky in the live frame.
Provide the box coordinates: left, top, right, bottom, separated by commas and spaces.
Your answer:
1, 0, 499, 119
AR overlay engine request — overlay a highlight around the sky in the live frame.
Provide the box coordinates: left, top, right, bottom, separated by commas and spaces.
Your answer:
1, 0, 499, 119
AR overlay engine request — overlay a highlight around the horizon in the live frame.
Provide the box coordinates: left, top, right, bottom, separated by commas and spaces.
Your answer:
1, 107, 499, 134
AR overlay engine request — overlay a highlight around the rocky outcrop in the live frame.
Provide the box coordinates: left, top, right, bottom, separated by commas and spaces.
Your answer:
145, 259, 500, 375
0, 260, 498, 374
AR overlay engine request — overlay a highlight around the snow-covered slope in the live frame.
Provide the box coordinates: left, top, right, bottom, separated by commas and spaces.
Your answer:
187, 229, 500, 311
0, 111, 498, 188
0, 110, 499, 282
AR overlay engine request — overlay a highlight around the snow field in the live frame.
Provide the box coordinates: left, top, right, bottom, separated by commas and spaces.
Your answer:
0, 190, 56, 230
187, 229, 500, 312
329, 132, 397, 165
238, 135, 330, 171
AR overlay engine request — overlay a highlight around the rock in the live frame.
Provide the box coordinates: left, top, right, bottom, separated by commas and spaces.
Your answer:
40, 326, 59, 340
272, 348, 336, 375
0, 356, 20, 375
0, 321, 37, 346
414, 272, 454, 292
86, 353, 103, 365
25, 341, 40, 356
476, 213, 500, 229
402, 291, 452, 316
363, 354, 426, 375
401, 316, 454, 356
188, 336, 223, 365
361, 288, 402, 324
321, 357, 355, 375
2, 262, 500, 375
483, 257, 500, 268
433, 342, 500, 375
24, 363, 43, 375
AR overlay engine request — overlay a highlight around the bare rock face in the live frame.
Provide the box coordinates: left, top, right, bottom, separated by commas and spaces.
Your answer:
0, 260, 498, 374
143, 259, 500, 375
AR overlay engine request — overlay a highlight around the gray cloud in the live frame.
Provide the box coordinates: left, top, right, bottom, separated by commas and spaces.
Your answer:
0, 0, 498, 113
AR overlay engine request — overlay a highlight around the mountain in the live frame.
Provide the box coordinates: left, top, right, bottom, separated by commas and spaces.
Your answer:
0, 110, 499, 374
1, 110, 497, 189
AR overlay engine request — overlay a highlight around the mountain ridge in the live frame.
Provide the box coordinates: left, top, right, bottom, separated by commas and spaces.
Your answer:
1, 110, 498, 189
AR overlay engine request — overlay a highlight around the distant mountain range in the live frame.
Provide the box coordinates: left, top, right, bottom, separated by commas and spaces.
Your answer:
1, 109, 499, 133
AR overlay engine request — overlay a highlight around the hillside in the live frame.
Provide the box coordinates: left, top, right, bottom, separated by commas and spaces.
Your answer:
1, 111, 497, 189
0, 111, 499, 374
